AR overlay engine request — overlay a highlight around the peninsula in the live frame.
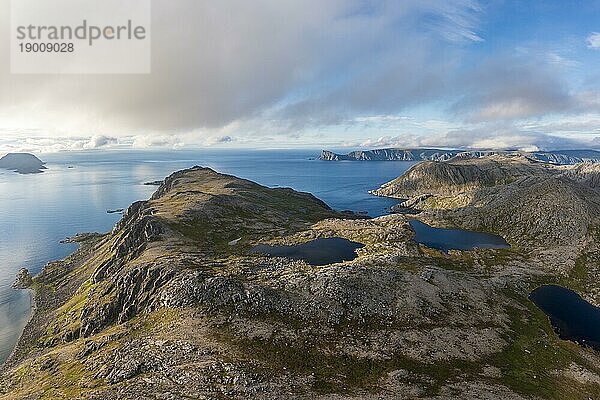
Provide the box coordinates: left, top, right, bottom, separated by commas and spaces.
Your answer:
2, 163, 600, 399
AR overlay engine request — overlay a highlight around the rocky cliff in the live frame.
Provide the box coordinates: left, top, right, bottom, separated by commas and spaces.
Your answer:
320, 148, 600, 165
319, 149, 461, 161
2, 166, 600, 399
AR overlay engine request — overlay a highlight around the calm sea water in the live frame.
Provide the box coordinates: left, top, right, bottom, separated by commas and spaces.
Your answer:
0, 149, 415, 362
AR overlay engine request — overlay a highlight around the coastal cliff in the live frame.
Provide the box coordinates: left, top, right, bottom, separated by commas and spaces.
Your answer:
2, 165, 600, 399
320, 148, 600, 165
320, 149, 461, 161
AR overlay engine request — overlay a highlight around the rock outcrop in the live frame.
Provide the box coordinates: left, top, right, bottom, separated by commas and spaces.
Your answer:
371, 156, 539, 198
12, 268, 33, 289
373, 155, 600, 250
320, 148, 461, 161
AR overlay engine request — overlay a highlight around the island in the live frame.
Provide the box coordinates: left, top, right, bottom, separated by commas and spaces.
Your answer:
3, 162, 600, 399
0, 153, 46, 174
320, 148, 600, 165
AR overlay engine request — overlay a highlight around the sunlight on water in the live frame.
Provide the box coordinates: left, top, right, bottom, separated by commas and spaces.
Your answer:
0, 150, 415, 362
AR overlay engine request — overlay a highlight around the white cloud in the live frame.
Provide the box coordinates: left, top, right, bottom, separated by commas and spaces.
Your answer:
546, 52, 579, 67
0, 0, 484, 141
520, 115, 600, 135
0, 1, 597, 151
83, 135, 118, 150
587, 32, 600, 49
450, 53, 574, 122
349, 127, 596, 152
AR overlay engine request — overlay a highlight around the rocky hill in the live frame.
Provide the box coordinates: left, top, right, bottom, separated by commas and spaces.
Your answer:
320, 148, 600, 165
0, 153, 46, 174
2, 166, 600, 399
371, 155, 550, 198
373, 156, 600, 249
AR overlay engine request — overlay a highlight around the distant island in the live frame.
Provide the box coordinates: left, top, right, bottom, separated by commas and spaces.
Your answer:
0, 153, 46, 174
320, 148, 600, 165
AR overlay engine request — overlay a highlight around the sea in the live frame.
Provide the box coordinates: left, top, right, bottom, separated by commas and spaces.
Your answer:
0, 149, 416, 363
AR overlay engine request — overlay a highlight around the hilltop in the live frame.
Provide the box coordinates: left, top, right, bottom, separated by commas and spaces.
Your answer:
373, 155, 600, 255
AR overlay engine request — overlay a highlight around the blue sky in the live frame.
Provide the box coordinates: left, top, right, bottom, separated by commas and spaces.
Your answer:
0, 0, 599, 152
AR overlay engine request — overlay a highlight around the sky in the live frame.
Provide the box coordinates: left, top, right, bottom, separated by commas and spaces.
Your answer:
0, 0, 599, 153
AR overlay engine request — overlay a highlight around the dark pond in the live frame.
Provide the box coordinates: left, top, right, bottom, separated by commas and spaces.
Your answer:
251, 237, 364, 266
529, 285, 600, 351
409, 220, 510, 252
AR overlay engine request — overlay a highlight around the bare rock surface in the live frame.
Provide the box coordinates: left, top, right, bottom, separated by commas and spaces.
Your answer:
12, 268, 33, 289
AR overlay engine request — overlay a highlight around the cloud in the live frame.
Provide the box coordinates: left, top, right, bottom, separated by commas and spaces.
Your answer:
0, 0, 484, 139
0, 129, 243, 153
0, 1, 597, 150
131, 135, 182, 149
0, 135, 123, 153
351, 127, 595, 152
587, 32, 600, 49
521, 115, 600, 135
206, 135, 234, 145
546, 52, 579, 67
450, 54, 573, 122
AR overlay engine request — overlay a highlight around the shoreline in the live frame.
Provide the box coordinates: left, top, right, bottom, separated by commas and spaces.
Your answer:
0, 236, 101, 372
1, 288, 36, 370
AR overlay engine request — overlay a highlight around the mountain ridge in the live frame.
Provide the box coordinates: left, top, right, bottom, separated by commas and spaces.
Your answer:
320, 148, 600, 165
372, 155, 600, 250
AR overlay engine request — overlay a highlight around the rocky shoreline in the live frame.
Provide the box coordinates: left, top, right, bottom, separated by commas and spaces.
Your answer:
11, 269, 32, 290
2, 289, 34, 369
3, 234, 104, 370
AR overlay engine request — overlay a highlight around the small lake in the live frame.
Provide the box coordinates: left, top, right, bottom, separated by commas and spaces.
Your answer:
409, 220, 510, 252
529, 285, 600, 351
251, 237, 364, 266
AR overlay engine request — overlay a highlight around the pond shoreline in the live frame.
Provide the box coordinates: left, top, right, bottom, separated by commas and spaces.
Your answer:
530, 284, 600, 352
409, 219, 510, 253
